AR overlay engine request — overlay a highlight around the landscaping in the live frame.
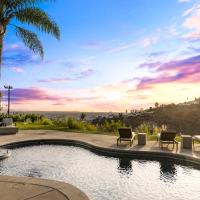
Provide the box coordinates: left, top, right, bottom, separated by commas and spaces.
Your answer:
1, 112, 179, 141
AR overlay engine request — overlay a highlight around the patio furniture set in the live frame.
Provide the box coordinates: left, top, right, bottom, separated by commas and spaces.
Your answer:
116, 127, 200, 149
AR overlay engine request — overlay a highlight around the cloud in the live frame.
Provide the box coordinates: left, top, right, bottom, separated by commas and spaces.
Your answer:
80, 41, 102, 50
38, 77, 72, 83
2, 87, 99, 105
164, 24, 179, 36
149, 51, 167, 57
138, 61, 161, 69
2, 43, 41, 67
107, 36, 159, 53
92, 102, 121, 111
5, 88, 61, 103
178, 0, 191, 3
38, 68, 96, 83
75, 68, 96, 79
135, 54, 200, 90
140, 36, 159, 48
188, 46, 200, 53
120, 77, 138, 84
10, 67, 24, 73
182, 4, 200, 41
107, 42, 136, 53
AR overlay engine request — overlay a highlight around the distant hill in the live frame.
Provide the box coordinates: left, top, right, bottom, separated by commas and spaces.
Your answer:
124, 101, 200, 135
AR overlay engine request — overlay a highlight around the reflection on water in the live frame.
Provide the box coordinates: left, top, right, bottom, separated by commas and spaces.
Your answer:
25, 167, 43, 178
160, 161, 177, 182
0, 145, 199, 200
118, 158, 132, 175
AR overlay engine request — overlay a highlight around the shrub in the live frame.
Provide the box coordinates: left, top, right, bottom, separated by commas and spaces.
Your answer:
53, 118, 68, 126
136, 123, 151, 135
41, 117, 53, 125
153, 126, 162, 134
102, 120, 124, 132
67, 117, 85, 130
84, 123, 97, 131
25, 118, 32, 124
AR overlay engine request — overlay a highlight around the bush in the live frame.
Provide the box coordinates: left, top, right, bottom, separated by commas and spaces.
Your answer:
67, 117, 85, 130
25, 118, 32, 124
41, 118, 53, 125
84, 123, 97, 131
136, 123, 151, 135
102, 120, 124, 132
53, 118, 68, 126
153, 126, 162, 134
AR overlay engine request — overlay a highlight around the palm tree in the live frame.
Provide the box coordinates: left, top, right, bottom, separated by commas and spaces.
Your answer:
80, 112, 86, 121
155, 102, 159, 108
0, 0, 60, 77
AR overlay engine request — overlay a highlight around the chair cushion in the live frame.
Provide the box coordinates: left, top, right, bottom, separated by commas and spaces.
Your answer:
193, 135, 200, 141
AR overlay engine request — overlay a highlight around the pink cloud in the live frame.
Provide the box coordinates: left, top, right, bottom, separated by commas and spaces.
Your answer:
92, 103, 122, 111
2, 88, 99, 105
138, 61, 161, 70
38, 77, 72, 83
182, 4, 200, 41
11, 67, 24, 73
135, 54, 200, 90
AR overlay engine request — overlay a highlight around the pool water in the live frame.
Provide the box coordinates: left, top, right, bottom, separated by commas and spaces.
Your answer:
0, 145, 199, 200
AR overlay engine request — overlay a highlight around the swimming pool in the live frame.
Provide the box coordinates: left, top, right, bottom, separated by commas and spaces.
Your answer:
0, 145, 199, 200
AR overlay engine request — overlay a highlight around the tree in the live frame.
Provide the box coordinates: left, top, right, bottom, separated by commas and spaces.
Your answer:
0, 0, 60, 77
80, 112, 86, 121
155, 102, 159, 108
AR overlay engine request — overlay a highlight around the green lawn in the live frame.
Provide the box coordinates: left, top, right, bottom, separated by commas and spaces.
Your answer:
16, 122, 118, 136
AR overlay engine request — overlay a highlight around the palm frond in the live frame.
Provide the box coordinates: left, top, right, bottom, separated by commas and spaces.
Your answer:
11, 0, 54, 7
15, 7, 60, 39
4, 1, 54, 13
15, 26, 44, 58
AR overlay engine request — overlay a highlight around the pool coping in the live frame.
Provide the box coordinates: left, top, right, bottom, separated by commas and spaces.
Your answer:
0, 175, 89, 200
1, 138, 200, 167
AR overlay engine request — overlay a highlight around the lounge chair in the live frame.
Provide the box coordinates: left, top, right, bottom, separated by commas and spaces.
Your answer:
157, 131, 178, 149
2, 118, 15, 127
193, 135, 200, 147
117, 128, 135, 146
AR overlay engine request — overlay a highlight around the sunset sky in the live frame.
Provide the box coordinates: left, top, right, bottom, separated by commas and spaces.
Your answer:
2, 0, 200, 112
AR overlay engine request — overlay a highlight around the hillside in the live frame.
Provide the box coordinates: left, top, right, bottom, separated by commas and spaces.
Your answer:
124, 101, 200, 135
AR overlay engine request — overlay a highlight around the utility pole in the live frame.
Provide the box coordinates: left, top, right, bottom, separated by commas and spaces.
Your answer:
4, 85, 13, 116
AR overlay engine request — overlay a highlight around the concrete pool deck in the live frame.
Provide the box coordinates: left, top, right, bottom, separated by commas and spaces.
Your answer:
0, 175, 89, 200
0, 130, 200, 159
0, 130, 200, 200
